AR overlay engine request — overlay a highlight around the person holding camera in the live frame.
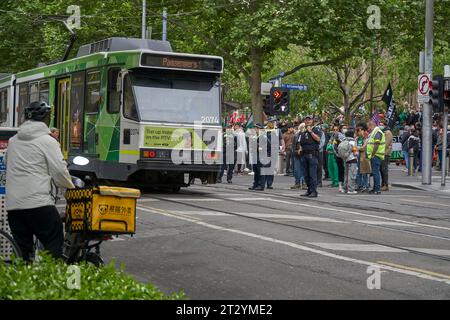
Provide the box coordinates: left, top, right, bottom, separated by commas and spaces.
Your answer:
299, 115, 322, 198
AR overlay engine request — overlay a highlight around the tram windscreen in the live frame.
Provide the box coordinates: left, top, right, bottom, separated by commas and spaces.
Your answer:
130, 71, 221, 124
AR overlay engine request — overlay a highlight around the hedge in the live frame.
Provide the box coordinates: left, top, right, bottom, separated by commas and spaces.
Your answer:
0, 254, 185, 300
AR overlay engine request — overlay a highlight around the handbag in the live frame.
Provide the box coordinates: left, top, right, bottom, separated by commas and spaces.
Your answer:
359, 152, 372, 174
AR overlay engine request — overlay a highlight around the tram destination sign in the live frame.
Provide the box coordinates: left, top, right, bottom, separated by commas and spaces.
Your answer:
141, 53, 223, 72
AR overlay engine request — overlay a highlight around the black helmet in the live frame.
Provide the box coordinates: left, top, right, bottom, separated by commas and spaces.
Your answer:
25, 101, 51, 121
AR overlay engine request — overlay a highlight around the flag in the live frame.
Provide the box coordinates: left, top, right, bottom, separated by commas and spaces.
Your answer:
382, 82, 397, 129
371, 112, 380, 126
245, 113, 254, 130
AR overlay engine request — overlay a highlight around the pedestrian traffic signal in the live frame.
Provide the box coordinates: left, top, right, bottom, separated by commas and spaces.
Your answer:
429, 75, 444, 112
269, 87, 290, 116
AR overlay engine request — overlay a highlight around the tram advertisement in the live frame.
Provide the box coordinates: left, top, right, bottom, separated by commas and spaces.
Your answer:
144, 126, 219, 150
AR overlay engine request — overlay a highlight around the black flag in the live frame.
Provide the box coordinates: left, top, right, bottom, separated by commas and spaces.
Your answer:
382, 83, 396, 129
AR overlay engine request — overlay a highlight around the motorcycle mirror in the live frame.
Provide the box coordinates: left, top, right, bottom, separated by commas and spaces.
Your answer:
72, 156, 89, 166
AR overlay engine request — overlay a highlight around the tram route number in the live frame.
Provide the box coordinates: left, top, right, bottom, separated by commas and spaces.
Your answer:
201, 116, 219, 124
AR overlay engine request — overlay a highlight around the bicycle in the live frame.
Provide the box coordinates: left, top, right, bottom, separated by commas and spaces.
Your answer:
0, 228, 22, 264
3, 156, 138, 267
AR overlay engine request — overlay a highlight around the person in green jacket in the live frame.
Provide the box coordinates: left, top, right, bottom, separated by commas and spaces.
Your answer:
326, 141, 339, 187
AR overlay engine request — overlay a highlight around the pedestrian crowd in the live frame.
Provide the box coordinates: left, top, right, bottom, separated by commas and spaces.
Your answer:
217, 114, 404, 197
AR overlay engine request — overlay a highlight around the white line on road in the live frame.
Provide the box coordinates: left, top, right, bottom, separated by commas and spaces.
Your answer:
161, 198, 223, 202
353, 220, 419, 227
401, 199, 450, 207
138, 198, 161, 203
236, 213, 346, 223
268, 198, 450, 232
171, 210, 229, 216
307, 242, 408, 253
225, 198, 269, 201
404, 248, 450, 256
137, 205, 450, 285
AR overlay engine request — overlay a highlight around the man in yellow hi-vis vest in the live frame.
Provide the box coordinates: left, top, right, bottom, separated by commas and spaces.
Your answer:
366, 120, 386, 194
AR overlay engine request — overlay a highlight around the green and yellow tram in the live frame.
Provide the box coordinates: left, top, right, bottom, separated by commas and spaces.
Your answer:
0, 38, 224, 190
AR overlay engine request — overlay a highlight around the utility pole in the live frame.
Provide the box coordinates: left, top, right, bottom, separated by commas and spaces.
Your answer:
162, 9, 167, 41
422, 0, 434, 185
141, 0, 147, 39
442, 65, 450, 186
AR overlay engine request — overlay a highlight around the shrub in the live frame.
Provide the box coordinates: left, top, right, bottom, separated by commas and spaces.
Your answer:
0, 254, 186, 300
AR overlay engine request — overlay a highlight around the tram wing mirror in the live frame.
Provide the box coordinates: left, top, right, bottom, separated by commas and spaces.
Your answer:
72, 156, 89, 166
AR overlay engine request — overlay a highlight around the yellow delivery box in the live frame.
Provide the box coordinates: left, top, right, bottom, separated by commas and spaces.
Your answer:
65, 186, 141, 234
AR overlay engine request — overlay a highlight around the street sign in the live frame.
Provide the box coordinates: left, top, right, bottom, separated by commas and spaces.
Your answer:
418, 74, 431, 103
281, 84, 308, 91
261, 82, 273, 95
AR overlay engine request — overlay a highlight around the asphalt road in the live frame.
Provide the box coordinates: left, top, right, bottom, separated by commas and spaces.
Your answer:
101, 174, 450, 300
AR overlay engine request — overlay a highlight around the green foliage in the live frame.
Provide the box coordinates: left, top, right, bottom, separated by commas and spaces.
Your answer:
0, 254, 186, 300
2, 0, 450, 118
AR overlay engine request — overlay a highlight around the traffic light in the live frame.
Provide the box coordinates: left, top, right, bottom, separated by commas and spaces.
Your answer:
444, 77, 450, 108
429, 75, 444, 112
269, 87, 290, 116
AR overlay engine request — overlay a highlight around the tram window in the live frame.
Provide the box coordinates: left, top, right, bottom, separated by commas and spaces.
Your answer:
107, 68, 120, 114
29, 82, 39, 103
18, 84, 29, 125
0, 90, 7, 123
123, 75, 139, 121
86, 71, 101, 114
39, 81, 49, 103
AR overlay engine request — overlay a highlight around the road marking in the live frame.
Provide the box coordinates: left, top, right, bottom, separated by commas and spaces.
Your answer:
225, 198, 269, 201
401, 199, 450, 207
336, 194, 429, 198
171, 210, 229, 216
137, 205, 450, 285
377, 261, 450, 280
110, 237, 126, 242
353, 220, 419, 227
166, 211, 345, 223
161, 198, 223, 202
268, 198, 450, 232
138, 198, 161, 203
307, 243, 408, 253
404, 248, 450, 256
237, 213, 346, 223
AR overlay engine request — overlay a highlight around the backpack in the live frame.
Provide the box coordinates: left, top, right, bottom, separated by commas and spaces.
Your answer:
337, 138, 354, 160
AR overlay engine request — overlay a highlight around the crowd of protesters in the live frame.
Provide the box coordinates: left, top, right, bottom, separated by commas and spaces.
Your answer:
217, 109, 450, 196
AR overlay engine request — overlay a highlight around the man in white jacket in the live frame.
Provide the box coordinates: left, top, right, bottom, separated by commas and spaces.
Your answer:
6, 101, 74, 261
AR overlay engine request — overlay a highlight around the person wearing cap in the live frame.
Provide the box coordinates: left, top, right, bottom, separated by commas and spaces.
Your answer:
299, 115, 322, 198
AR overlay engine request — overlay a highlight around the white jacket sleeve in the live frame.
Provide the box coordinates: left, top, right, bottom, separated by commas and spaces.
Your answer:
43, 137, 75, 189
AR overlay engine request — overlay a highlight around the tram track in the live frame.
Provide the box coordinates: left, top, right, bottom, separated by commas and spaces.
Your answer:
141, 193, 450, 264
188, 183, 450, 223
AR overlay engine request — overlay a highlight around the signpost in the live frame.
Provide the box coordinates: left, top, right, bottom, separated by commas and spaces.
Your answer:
418, 74, 431, 103
281, 84, 308, 91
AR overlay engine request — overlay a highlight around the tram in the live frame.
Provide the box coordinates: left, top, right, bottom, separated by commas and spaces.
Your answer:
0, 38, 224, 190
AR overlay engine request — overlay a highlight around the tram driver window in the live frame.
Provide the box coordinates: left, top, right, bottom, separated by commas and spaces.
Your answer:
86, 71, 101, 114
107, 68, 120, 114
123, 75, 139, 121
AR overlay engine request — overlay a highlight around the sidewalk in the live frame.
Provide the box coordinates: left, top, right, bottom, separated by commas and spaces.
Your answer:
389, 164, 450, 192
